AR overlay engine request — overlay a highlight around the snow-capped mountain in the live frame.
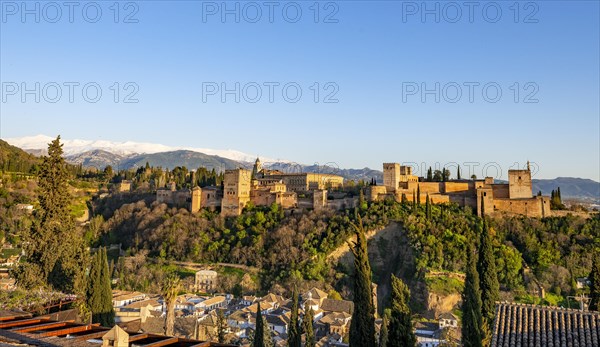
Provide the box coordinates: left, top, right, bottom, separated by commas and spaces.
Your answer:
3, 135, 283, 163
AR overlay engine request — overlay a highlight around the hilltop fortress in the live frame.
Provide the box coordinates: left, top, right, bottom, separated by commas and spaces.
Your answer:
156, 159, 550, 218
157, 158, 346, 216
367, 162, 550, 218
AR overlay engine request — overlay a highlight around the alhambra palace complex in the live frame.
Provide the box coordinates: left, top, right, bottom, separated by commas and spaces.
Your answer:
156, 159, 551, 218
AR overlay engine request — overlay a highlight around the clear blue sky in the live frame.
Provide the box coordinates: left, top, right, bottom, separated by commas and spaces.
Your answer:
1, 0, 599, 180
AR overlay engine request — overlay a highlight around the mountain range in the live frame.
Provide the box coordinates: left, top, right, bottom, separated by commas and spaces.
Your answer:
3, 135, 599, 203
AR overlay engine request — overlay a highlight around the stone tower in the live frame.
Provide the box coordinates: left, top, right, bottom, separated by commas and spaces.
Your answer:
383, 163, 400, 192
191, 186, 202, 213
252, 157, 262, 179
221, 168, 251, 216
508, 164, 533, 199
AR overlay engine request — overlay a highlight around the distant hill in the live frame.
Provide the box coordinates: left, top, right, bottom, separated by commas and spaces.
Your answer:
66, 150, 125, 169
118, 150, 242, 171
0, 139, 40, 173
532, 177, 600, 201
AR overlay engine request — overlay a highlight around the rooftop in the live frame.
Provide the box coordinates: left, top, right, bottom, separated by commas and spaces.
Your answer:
491, 301, 600, 347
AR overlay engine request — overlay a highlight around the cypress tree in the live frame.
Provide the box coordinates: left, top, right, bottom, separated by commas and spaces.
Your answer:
87, 248, 114, 327
425, 193, 432, 220
288, 286, 301, 347
589, 253, 600, 311
254, 302, 266, 347
217, 309, 226, 343
15, 136, 86, 293
412, 190, 416, 210
461, 247, 484, 347
349, 217, 376, 347
378, 310, 389, 347
478, 216, 499, 326
427, 167, 433, 181
457, 165, 462, 180
401, 193, 407, 205
302, 302, 315, 347
386, 275, 415, 347
442, 167, 447, 182
416, 185, 421, 207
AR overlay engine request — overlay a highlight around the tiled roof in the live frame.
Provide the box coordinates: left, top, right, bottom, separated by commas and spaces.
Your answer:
320, 298, 354, 314
491, 302, 600, 347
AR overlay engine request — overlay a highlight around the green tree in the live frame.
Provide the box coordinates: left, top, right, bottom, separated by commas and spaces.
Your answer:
457, 165, 462, 180
461, 247, 484, 347
288, 286, 301, 347
15, 136, 86, 293
162, 274, 181, 336
378, 310, 389, 347
254, 302, 266, 347
589, 253, 600, 311
349, 216, 376, 347
427, 167, 433, 181
87, 248, 114, 327
302, 302, 315, 347
217, 309, 227, 343
477, 216, 499, 326
416, 185, 421, 207
426, 193, 432, 220
386, 275, 415, 347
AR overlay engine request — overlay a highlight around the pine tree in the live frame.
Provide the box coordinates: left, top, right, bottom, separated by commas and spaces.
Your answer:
386, 275, 415, 347
288, 286, 301, 347
254, 302, 266, 347
302, 302, 315, 347
589, 253, 600, 311
15, 136, 86, 293
87, 248, 114, 327
477, 216, 499, 326
457, 165, 462, 180
162, 274, 181, 336
349, 216, 376, 347
461, 247, 484, 347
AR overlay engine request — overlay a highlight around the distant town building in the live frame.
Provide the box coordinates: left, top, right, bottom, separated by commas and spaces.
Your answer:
194, 270, 218, 292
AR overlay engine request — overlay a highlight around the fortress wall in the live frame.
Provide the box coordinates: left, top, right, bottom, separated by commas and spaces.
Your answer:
492, 184, 510, 199
493, 197, 547, 218
443, 182, 471, 193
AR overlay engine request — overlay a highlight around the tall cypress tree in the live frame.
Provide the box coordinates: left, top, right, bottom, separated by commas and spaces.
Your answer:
427, 167, 433, 181
87, 248, 114, 327
416, 185, 421, 207
425, 194, 432, 220
378, 310, 389, 347
412, 190, 416, 210
386, 275, 415, 347
462, 247, 484, 347
254, 302, 265, 347
589, 253, 600, 311
477, 216, 499, 326
302, 302, 315, 347
349, 217, 376, 347
15, 136, 86, 293
457, 165, 462, 180
288, 286, 301, 347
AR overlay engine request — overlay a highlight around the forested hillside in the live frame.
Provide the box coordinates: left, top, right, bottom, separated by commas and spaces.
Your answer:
92, 195, 599, 312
